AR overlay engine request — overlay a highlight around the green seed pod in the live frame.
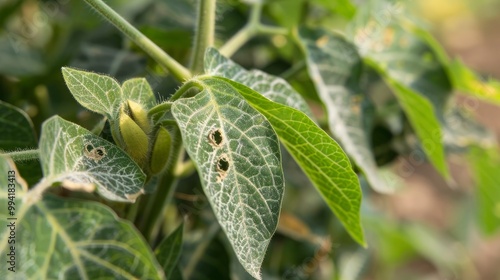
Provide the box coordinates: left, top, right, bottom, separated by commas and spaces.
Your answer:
126, 100, 151, 134
150, 127, 171, 174
119, 107, 149, 165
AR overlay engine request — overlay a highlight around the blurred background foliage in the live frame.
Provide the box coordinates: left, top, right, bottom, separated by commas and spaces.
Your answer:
1, 0, 500, 279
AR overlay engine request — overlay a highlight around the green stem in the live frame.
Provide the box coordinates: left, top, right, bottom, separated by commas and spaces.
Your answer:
190, 0, 217, 74
219, 1, 288, 57
83, 0, 191, 81
1, 149, 39, 162
219, 25, 255, 57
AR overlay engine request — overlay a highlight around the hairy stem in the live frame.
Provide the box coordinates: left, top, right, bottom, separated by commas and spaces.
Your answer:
1, 149, 40, 162
83, 0, 191, 81
190, 0, 217, 74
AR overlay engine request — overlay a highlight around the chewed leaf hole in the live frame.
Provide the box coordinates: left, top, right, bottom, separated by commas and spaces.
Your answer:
217, 155, 229, 172
216, 154, 230, 182
85, 144, 94, 153
83, 142, 106, 162
208, 128, 224, 147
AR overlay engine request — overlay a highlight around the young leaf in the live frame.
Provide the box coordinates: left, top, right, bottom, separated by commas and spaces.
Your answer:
204, 48, 313, 117
121, 78, 157, 110
0, 194, 165, 279
171, 78, 284, 279
216, 76, 366, 246
469, 146, 500, 235
298, 27, 391, 193
0, 100, 42, 185
62, 67, 122, 119
39, 116, 146, 202
155, 224, 183, 278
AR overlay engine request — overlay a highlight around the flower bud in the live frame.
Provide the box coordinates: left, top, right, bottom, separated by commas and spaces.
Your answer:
150, 127, 171, 174
119, 106, 149, 165
126, 100, 151, 134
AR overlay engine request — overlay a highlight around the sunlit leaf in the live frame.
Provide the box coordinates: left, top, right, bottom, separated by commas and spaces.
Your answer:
204, 48, 313, 117
39, 116, 146, 202
218, 76, 365, 246
171, 78, 284, 279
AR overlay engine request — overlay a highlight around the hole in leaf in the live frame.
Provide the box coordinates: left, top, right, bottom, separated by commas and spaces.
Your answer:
85, 144, 94, 153
208, 128, 224, 147
83, 142, 106, 162
95, 148, 105, 157
217, 155, 229, 172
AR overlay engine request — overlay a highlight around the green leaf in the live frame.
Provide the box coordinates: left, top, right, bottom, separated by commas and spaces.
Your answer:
155, 224, 183, 278
298, 27, 390, 193
0, 194, 165, 279
39, 116, 146, 202
204, 48, 313, 117
0, 101, 42, 185
378, 74, 450, 179
62, 67, 123, 119
171, 78, 284, 279
121, 78, 157, 109
218, 77, 366, 246
469, 146, 500, 235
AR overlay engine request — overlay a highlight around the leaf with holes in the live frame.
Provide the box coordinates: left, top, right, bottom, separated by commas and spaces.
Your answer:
0, 194, 164, 279
204, 48, 313, 117
218, 76, 365, 246
39, 116, 146, 202
299, 27, 391, 193
171, 78, 284, 279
